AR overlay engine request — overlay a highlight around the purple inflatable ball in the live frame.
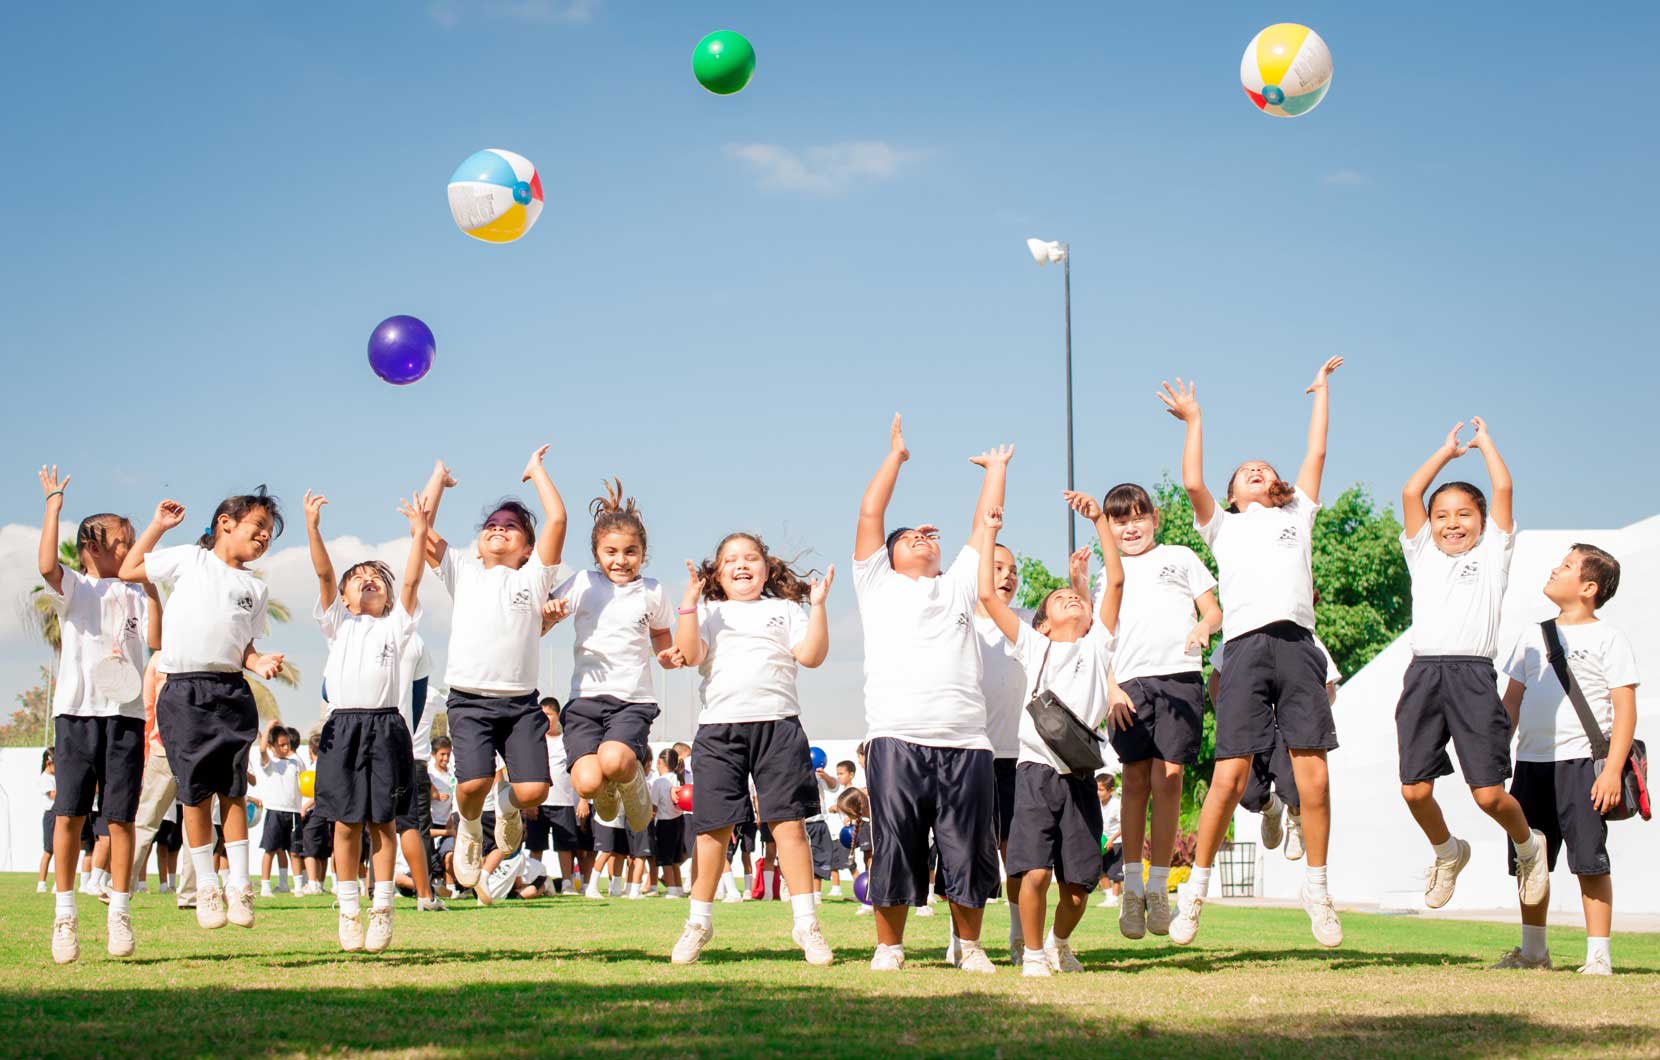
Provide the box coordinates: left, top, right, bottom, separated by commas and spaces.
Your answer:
853, 871, 870, 905
367, 315, 436, 386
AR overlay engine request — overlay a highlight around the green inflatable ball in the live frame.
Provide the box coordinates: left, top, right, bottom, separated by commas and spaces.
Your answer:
693, 30, 755, 95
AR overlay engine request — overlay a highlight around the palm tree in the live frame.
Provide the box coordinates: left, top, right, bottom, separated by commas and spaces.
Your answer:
27, 541, 81, 654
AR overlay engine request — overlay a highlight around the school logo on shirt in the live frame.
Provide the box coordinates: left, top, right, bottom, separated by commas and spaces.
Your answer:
1158, 564, 1184, 586
955, 613, 971, 630
120, 617, 140, 642
766, 615, 787, 633
510, 588, 533, 612
377, 644, 398, 667
1276, 527, 1300, 548
1073, 657, 1085, 675
1454, 559, 1481, 584
1567, 648, 1594, 665
232, 592, 255, 613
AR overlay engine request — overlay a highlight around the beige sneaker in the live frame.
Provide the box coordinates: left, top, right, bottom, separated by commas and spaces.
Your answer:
1515, 830, 1551, 907
495, 802, 524, 855
107, 909, 135, 958
956, 940, 996, 974
226, 885, 255, 928
670, 921, 713, 965
1577, 952, 1612, 977
620, 771, 652, 832
196, 886, 228, 930
1169, 895, 1204, 946
338, 910, 366, 952
1424, 838, 1471, 909
453, 822, 484, 888
792, 921, 834, 966
592, 781, 621, 822
365, 907, 394, 953
1021, 954, 1052, 977
1302, 888, 1343, 948
1146, 888, 1172, 936
1491, 946, 1552, 970
51, 916, 79, 965
1284, 811, 1305, 861
1044, 938, 1083, 973
1119, 892, 1147, 939
869, 945, 905, 972
1259, 799, 1284, 850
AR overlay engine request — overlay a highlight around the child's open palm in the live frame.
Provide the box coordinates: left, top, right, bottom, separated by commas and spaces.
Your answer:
154, 500, 186, 530
1157, 378, 1201, 421
1304, 356, 1344, 394
1068, 546, 1091, 587
968, 444, 1015, 469
808, 564, 836, 606
303, 490, 328, 529
39, 465, 70, 498
397, 492, 431, 534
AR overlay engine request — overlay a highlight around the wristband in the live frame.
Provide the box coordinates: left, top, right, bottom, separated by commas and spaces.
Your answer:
45, 490, 64, 501
677, 606, 697, 616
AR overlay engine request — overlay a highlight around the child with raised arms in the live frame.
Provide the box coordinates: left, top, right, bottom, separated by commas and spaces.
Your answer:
667, 532, 833, 965
303, 488, 431, 953
1157, 357, 1346, 948
119, 486, 285, 932
1396, 418, 1546, 910
38, 467, 161, 963
418, 451, 569, 889
650, 747, 687, 899
977, 491, 1124, 977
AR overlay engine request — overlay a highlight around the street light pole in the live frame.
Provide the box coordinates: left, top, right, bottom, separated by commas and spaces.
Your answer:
1063, 243, 1075, 556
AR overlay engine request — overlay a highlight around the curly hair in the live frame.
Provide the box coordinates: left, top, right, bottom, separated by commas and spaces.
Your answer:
589, 478, 647, 559
1224, 462, 1295, 513
696, 532, 817, 603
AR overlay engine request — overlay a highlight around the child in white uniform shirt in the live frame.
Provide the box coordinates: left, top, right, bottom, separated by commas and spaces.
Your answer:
667, 533, 833, 966
254, 726, 302, 897
1396, 418, 1545, 911
650, 748, 687, 898
419, 452, 569, 889
549, 480, 681, 838
38, 467, 161, 964
1159, 357, 1346, 949
120, 486, 286, 934
977, 493, 1124, 977
1097, 481, 1221, 942
538, 698, 587, 893
304, 488, 431, 953
852, 420, 1009, 975
1495, 545, 1639, 976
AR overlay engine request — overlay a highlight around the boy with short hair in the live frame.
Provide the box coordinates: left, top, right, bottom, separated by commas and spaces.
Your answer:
1494, 545, 1639, 976
255, 725, 302, 897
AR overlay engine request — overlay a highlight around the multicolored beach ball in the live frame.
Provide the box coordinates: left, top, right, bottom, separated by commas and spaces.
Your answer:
1240, 24, 1332, 118
446, 148, 543, 243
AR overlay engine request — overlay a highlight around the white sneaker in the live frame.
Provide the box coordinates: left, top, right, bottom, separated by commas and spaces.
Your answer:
1515, 830, 1551, 907
107, 909, 135, 957
52, 916, 79, 964
869, 946, 905, 972
916, 904, 935, 917
1260, 800, 1284, 850
260, 881, 274, 899
1169, 895, 1204, 946
338, 910, 366, 951
305, 882, 326, 897
1096, 893, 1119, 908
1284, 812, 1305, 862
196, 886, 228, 930
365, 907, 394, 953
854, 902, 872, 916
1119, 892, 1147, 939
134, 881, 149, 895
37, 881, 48, 893
417, 897, 448, 912
226, 885, 255, 928
1021, 954, 1052, 977
1146, 888, 1172, 936
1577, 953, 1612, 977
793, 921, 834, 966
1424, 838, 1471, 909
671, 921, 713, 965
453, 824, 484, 888
592, 781, 621, 822
495, 803, 524, 856
722, 890, 744, 904
620, 771, 652, 832
956, 940, 996, 974
1491, 947, 1552, 970
1045, 938, 1083, 973
1302, 887, 1343, 948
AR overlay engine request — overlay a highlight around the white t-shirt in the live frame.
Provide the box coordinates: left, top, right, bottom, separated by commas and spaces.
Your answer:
317, 599, 421, 716
1197, 488, 1318, 642
1013, 621, 1116, 773
39, 770, 55, 800
1402, 523, 1516, 659
1210, 633, 1341, 685
1504, 620, 1640, 763
976, 614, 1027, 759
436, 547, 567, 696
429, 765, 454, 825
43, 569, 150, 719
543, 737, 576, 807
1102, 792, 1121, 842
554, 570, 676, 704
650, 773, 683, 820
694, 598, 809, 723
258, 756, 302, 813
853, 545, 989, 750
146, 545, 270, 674
401, 636, 432, 738
1105, 545, 1217, 682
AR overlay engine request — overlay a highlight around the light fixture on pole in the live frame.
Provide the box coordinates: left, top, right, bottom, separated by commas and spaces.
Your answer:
1026, 237, 1076, 554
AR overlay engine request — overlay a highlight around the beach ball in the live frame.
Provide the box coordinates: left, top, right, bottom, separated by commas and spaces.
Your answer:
299, 770, 316, 798
853, 871, 870, 905
447, 148, 543, 243
693, 30, 755, 95
839, 825, 854, 849
1240, 23, 1332, 118
810, 746, 827, 770
367, 315, 436, 386
675, 784, 694, 812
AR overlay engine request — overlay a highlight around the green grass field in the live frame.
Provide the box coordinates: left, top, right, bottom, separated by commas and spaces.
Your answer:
3, 876, 1657, 1059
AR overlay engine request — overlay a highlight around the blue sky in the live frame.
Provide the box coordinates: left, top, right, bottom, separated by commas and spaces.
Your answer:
2, 2, 1656, 736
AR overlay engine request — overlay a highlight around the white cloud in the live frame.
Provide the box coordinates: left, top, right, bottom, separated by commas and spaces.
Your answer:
429, 0, 596, 29
725, 141, 925, 195
1322, 169, 1370, 186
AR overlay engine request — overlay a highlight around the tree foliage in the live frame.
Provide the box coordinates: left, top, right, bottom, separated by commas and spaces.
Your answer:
0, 667, 52, 747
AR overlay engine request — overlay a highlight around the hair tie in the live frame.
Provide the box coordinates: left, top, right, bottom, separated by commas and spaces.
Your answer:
203, 525, 213, 537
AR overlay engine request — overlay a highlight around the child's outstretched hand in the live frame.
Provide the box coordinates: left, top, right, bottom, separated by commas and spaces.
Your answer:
1438, 421, 1469, 459
1062, 490, 1102, 521
248, 652, 285, 680
521, 444, 551, 483
808, 564, 836, 606
968, 443, 1015, 469
303, 490, 327, 530
433, 459, 458, 489
656, 646, 686, 670
39, 465, 70, 499
682, 559, 706, 605
1157, 378, 1200, 421
1305, 356, 1344, 394
984, 505, 1004, 531
1068, 546, 1091, 587
154, 500, 186, 530
889, 414, 909, 463
1468, 415, 1495, 451
398, 492, 431, 534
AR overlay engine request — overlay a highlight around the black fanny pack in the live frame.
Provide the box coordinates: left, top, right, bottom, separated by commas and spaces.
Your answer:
1024, 641, 1104, 776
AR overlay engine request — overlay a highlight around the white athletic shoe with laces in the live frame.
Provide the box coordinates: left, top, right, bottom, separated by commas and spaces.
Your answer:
365, 907, 394, 953
1169, 895, 1204, 946
416, 896, 448, 912
1577, 952, 1612, 976
196, 886, 228, 930
495, 802, 524, 856
793, 921, 834, 966
107, 909, 135, 957
1515, 829, 1551, 907
956, 940, 996, 974
1284, 812, 1306, 862
916, 904, 935, 917
1424, 838, 1471, 909
671, 921, 713, 964
1045, 938, 1083, 973
1146, 888, 1172, 936
52, 916, 79, 964
1260, 799, 1284, 850
1119, 892, 1147, 939
869, 946, 905, 972
1491, 947, 1552, 970
620, 772, 652, 832
226, 885, 255, 928
338, 910, 366, 951
453, 824, 484, 888
592, 781, 621, 822
1302, 887, 1343, 948
1021, 955, 1052, 977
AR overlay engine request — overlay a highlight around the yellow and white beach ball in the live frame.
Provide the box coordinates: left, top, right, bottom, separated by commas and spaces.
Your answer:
446, 148, 543, 243
1240, 24, 1332, 118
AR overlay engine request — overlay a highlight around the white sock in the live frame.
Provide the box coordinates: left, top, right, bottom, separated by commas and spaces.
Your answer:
627, 883, 641, 898
720, 871, 735, 894
829, 884, 843, 896
108, 891, 131, 916
1148, 865, 1170, 894
1513, 832, 1539, 859
609, 878, 625, 897
1587, 936, 1611, 964
1126, 862, 1147, 898
688, 898, 714, 929
584, 875, 601, 896
1433, 836, 1462, 861
226, 840, 251, 889
278, 864, 289, 885
1045, 928, 1065, 948
337, 879, 362, 915
1190, 866, 1213, 897
372, 882, 396, 911
189, 844, 217, 889
1306, 864, 1329, 901
55, 890, 76, 918
790, 893, 817, 928
1521, 924, 1549, 961
1023, 946, 1045, 965
459, 813, 482, 837
1265, 793, 1282, 815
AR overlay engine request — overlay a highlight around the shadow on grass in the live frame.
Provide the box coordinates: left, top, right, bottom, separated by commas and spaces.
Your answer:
2, 983, 1654, 1059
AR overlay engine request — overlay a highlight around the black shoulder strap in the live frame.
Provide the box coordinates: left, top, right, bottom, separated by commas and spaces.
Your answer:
1034, 639, 1054, 688
1540, 619, 1612, 759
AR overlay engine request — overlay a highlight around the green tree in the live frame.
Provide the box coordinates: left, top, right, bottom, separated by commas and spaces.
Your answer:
1014, 555, 1067, 610
0, 667, 52, 747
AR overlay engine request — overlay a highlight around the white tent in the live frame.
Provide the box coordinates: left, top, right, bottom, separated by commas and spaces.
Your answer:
1242, 516, 1660, 915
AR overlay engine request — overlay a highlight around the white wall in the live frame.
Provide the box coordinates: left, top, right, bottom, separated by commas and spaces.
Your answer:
0, 746, 51, 874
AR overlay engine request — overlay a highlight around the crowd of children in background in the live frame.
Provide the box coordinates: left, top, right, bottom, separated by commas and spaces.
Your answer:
30, 357, 1644, 977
